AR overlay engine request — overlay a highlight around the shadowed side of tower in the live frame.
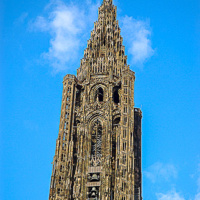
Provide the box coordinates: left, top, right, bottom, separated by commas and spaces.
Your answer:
49, 0, 142, 199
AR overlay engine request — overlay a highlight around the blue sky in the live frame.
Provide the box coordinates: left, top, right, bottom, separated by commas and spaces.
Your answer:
1, 0, 200, 199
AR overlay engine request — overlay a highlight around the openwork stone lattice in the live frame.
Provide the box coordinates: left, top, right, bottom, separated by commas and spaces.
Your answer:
49, 0, 142, 199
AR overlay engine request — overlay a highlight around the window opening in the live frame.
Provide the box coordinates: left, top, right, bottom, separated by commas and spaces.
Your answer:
112, 117, 120, 170
124, 106, 127, 113
124, 88, 128, 94
64, 122, 67, 129
59, 176, 61, 184
124, 117, 127, 125
124, 79, 128, 86
123, 142, 126, 151
113, 117, 120, 126
75, 85, 82, 107
122, 169, 126, 178
123, 129, 127, 138
57, 188, 60, 195
95, 87, 104, 102
113, 85, 121, 104
122, 154, 126, 164
117, 159, 119, 169
117, 136, 120, 154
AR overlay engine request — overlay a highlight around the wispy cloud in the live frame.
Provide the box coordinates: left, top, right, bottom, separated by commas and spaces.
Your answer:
30, 0, 154, 73
192, 163, 200, 199
144, 162, 177, 183
121, 16, 154, 68
152, 162, 200, 200
195, 193, 200, 200
156, 190, 185, 200
31, 0, 100, 73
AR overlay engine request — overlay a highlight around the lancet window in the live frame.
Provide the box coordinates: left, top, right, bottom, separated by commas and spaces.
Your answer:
91, 120, 102, 159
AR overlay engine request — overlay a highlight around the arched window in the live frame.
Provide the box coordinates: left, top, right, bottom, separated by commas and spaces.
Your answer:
113, 86, 120, 104
91, 120, 102, 158
95, 87, 104, 102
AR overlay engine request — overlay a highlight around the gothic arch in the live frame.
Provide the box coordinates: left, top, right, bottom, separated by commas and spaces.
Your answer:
89, 83, 108, 103
113, 115, 121, 126
86, 111, 105, 122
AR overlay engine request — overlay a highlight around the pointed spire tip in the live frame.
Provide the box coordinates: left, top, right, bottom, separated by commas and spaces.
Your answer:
103, 0, 113, 4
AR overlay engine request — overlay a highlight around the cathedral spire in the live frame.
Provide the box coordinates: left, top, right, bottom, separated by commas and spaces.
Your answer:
77, 0, 128, 82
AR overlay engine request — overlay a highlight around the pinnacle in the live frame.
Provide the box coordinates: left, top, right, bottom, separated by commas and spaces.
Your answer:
77, 0, 129, 81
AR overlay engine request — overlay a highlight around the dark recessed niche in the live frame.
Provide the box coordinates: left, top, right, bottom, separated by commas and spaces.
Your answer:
113, 85, 121, 104
95, 87, 104, 102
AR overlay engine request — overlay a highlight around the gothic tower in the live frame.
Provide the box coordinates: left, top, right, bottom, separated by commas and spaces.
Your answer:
49, 0, 142, 199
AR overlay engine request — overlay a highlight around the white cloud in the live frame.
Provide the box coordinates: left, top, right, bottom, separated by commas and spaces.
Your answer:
31, 0, 153, 72
144, 162, 177, 183
121, 16, 154, 67
31, 0, 99, 73
195, 164, 200, 199
157, 190, 185, 200
154, 163, 200, 200
195, 193, 200, 200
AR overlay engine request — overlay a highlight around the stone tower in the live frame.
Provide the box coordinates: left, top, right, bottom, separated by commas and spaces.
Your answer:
49, 0, 142, 199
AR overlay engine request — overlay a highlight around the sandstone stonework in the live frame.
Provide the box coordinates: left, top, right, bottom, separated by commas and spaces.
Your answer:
49, 0, 142, 199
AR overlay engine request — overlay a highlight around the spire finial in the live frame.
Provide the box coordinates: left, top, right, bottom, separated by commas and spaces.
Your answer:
103, 0, 113, 4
